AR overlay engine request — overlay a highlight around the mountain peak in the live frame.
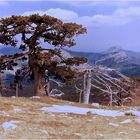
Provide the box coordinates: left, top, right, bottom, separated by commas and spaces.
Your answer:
103, 46, 123, 54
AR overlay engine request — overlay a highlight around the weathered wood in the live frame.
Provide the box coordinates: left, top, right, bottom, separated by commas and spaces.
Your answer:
83, 70, 92, 104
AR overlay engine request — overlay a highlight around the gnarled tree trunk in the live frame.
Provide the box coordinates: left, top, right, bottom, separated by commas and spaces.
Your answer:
33, 67, 46, 96
29, 53, 46, 96
83, 70, 92, 104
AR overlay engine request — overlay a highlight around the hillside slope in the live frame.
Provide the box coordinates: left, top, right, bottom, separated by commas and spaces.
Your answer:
0, 97, 140, 139
67, 46, 140, 76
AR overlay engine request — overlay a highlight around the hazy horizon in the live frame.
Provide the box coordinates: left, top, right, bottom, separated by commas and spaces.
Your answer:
1, 44, 140, 53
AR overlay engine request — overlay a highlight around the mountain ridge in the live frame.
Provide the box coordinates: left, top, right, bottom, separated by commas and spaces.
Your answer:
66, 46, 140, 76
1, 46, 140, 76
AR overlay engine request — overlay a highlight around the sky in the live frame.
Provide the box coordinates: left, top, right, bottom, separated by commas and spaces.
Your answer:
0, 0, 140, 52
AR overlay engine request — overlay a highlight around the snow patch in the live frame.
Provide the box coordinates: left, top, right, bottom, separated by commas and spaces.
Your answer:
109, 123, 119, 127
2, 121, 19, 131
2, 111, 10, 117
125, 110, 140, 116
87, 119, 93, 122
91, 103, 100, 108
31, 96, 41, 99
42, 130, 48, 136
13, 106, 22, 113
11, 96, 16, 98
74, 133, 82, 136
49, 113, 55, 117
39, 105, 124, 117
40, 105, 140, 118
119, 132, 127, 135
120, 119, 132, 124
135, 117, 140, 124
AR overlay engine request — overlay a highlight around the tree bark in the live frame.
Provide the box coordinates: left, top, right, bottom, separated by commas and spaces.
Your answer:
83, 70, 92, 104
79, 90, 82, 103
33, 67, 46, 96
44, 77, 50, 96
28, 53, 46, 96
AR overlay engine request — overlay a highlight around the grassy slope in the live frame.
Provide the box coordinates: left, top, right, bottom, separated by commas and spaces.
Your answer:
0, 97, 140, 139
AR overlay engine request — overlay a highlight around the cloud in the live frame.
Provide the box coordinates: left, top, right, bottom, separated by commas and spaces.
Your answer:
93, 6, 140, 26
22, 6, 140, 27
114, 6, 140, 18
23, 8, 78, 19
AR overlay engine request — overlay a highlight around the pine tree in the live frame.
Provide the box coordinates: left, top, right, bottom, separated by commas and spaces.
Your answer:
0, 14, 87, 96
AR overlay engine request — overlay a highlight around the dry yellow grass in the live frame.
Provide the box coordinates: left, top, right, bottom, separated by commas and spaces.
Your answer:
0, 97, 140, 139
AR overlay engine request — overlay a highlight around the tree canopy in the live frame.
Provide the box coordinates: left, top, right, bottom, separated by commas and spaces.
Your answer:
0, 14, 87, 96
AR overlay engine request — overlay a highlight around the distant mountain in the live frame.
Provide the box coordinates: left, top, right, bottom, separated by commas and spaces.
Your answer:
0, 45, 22, 55
65, 49, 102, 65
66, 46, 140, 77
0, 46, 26, 84
1, 46, 140, 76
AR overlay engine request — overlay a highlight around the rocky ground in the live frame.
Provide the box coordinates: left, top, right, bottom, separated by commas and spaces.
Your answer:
0, 96, 140, 139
